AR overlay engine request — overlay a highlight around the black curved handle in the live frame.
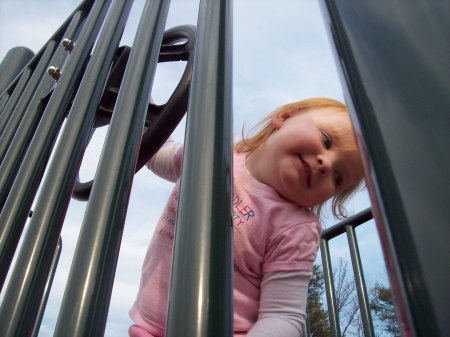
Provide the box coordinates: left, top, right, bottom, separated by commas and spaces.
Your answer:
72, 25, 195, 201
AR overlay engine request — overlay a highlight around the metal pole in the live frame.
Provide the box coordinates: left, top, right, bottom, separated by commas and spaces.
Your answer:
305, 304, 312, 337
53, 0, 171, 335
0, 42, 56, 164
320, 1, 450, 336
0, 94, 10, 117
165, 0, 234, 336
346, 225, 375, 337
0, 1, 132, 335
320, 239, 341, 337
0, 47, 34, 94
31, 238, 62, 337
0, 68, 32, 138
0, 3, 85, 174
0, 0, 106, 290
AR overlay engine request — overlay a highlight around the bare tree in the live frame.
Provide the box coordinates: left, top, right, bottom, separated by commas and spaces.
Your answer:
308, 260, 399, 337
333, 258, 362, 337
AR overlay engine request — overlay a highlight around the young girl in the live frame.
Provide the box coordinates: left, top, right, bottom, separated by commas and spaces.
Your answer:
129, 97, 364, 337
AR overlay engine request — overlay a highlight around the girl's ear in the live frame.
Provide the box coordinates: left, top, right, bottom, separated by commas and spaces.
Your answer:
272, 112, 290, 129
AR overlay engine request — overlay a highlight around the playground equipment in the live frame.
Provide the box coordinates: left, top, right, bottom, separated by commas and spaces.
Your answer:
0, 0, 448, 336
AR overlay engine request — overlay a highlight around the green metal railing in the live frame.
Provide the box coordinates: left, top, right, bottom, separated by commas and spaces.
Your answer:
320, 1, 450, 336
1, 1, 449, 337
0, 0, 232, 335
165, 1, 233, 336
318, 208, 375, 337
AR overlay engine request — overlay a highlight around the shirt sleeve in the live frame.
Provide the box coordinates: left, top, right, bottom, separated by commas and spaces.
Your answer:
246, 270, 311, 337
146, 139, 183, 182
264, 220, 321, 274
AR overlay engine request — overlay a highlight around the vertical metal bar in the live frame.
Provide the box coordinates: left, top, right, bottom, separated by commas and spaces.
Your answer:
0, 0, 86, 162
0, 94, 9, 116
0, 10, 82, 206
0, 68, 32, 138
0, 43, 56, 164
0, 8, 83, 201
165, 0, 233, 336
320, 239, 341, 337
345, 225, 375, 337
320, 1, 450, 336
0, 0, 108, 290
0, 1, 133, 336
0, 47, 34, 94
31, 238, 62, 337
305, 307, 312, 337
0, 41, 57, 286
53, 0, 170, 336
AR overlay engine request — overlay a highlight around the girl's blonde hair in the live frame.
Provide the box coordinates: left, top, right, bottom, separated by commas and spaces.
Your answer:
235, 97, 364, 219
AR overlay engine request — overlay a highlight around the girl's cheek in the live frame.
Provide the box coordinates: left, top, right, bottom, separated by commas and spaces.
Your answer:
322, 183, 336, 201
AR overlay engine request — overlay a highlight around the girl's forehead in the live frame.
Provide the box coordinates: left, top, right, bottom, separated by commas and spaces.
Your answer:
295, 108, 352, 131
311, 109, 349, 124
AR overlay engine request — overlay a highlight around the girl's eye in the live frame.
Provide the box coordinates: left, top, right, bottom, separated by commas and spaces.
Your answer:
322, 132, 332, 149
333, 171, 343, 186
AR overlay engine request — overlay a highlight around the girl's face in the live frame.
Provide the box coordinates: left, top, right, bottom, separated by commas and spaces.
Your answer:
246, 108, 363, 208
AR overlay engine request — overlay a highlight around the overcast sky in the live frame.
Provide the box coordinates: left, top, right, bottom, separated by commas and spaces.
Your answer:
0, 1, 386, 336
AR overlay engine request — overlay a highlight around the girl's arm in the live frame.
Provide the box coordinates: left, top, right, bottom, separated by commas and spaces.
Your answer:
247, 270, 310, 337
147, 139, 183, 182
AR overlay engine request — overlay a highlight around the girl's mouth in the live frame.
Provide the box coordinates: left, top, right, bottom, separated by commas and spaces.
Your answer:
299, 156, 311, 187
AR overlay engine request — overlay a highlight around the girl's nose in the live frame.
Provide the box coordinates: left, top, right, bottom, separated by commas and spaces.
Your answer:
317, 155, 331, 175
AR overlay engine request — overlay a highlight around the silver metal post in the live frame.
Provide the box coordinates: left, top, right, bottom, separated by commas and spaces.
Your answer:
53, 0, 171, 335
165, 0, 234, 336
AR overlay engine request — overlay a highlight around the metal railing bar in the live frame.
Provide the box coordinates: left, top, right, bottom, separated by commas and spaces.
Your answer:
0, 3, 91, 133
0, 42, 57, 286
321, 207, 372, 240
0, 47, 34, 95
0, 10, 83, 206
0, 4, 97, 291
318, 208, 373, 336
0, 0, 92, 98
0, 1, 132, 335
0, 42, 56, 166
346, 225, 375, 337
320, 238, 341, 337
0, 93, 9, 116
165, 0, 233, 336
305, 307, 312, 337
31, 237, 63, 337
53, 0, 170, 335
320, 1, 450, 334
0, 68, 32, 138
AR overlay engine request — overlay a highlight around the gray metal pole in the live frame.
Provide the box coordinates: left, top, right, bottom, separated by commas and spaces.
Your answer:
0, 1, 133, 335
0, 42, 56, 164
0, 67, 32, 138
0, 6, 84, 177
346, 225, 375, 337
0, 0, 106, 290
320, 239, 341, 337
165, 0, 234, 336
0, 47, 34, 95
53, 0, 171, 335
31, 238, 62, 337
320, 1, 450, 336
0, 94, 10, 117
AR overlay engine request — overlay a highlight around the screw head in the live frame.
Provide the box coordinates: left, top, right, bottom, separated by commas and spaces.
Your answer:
61, 38, 74, 52
47, 66, 61, 80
